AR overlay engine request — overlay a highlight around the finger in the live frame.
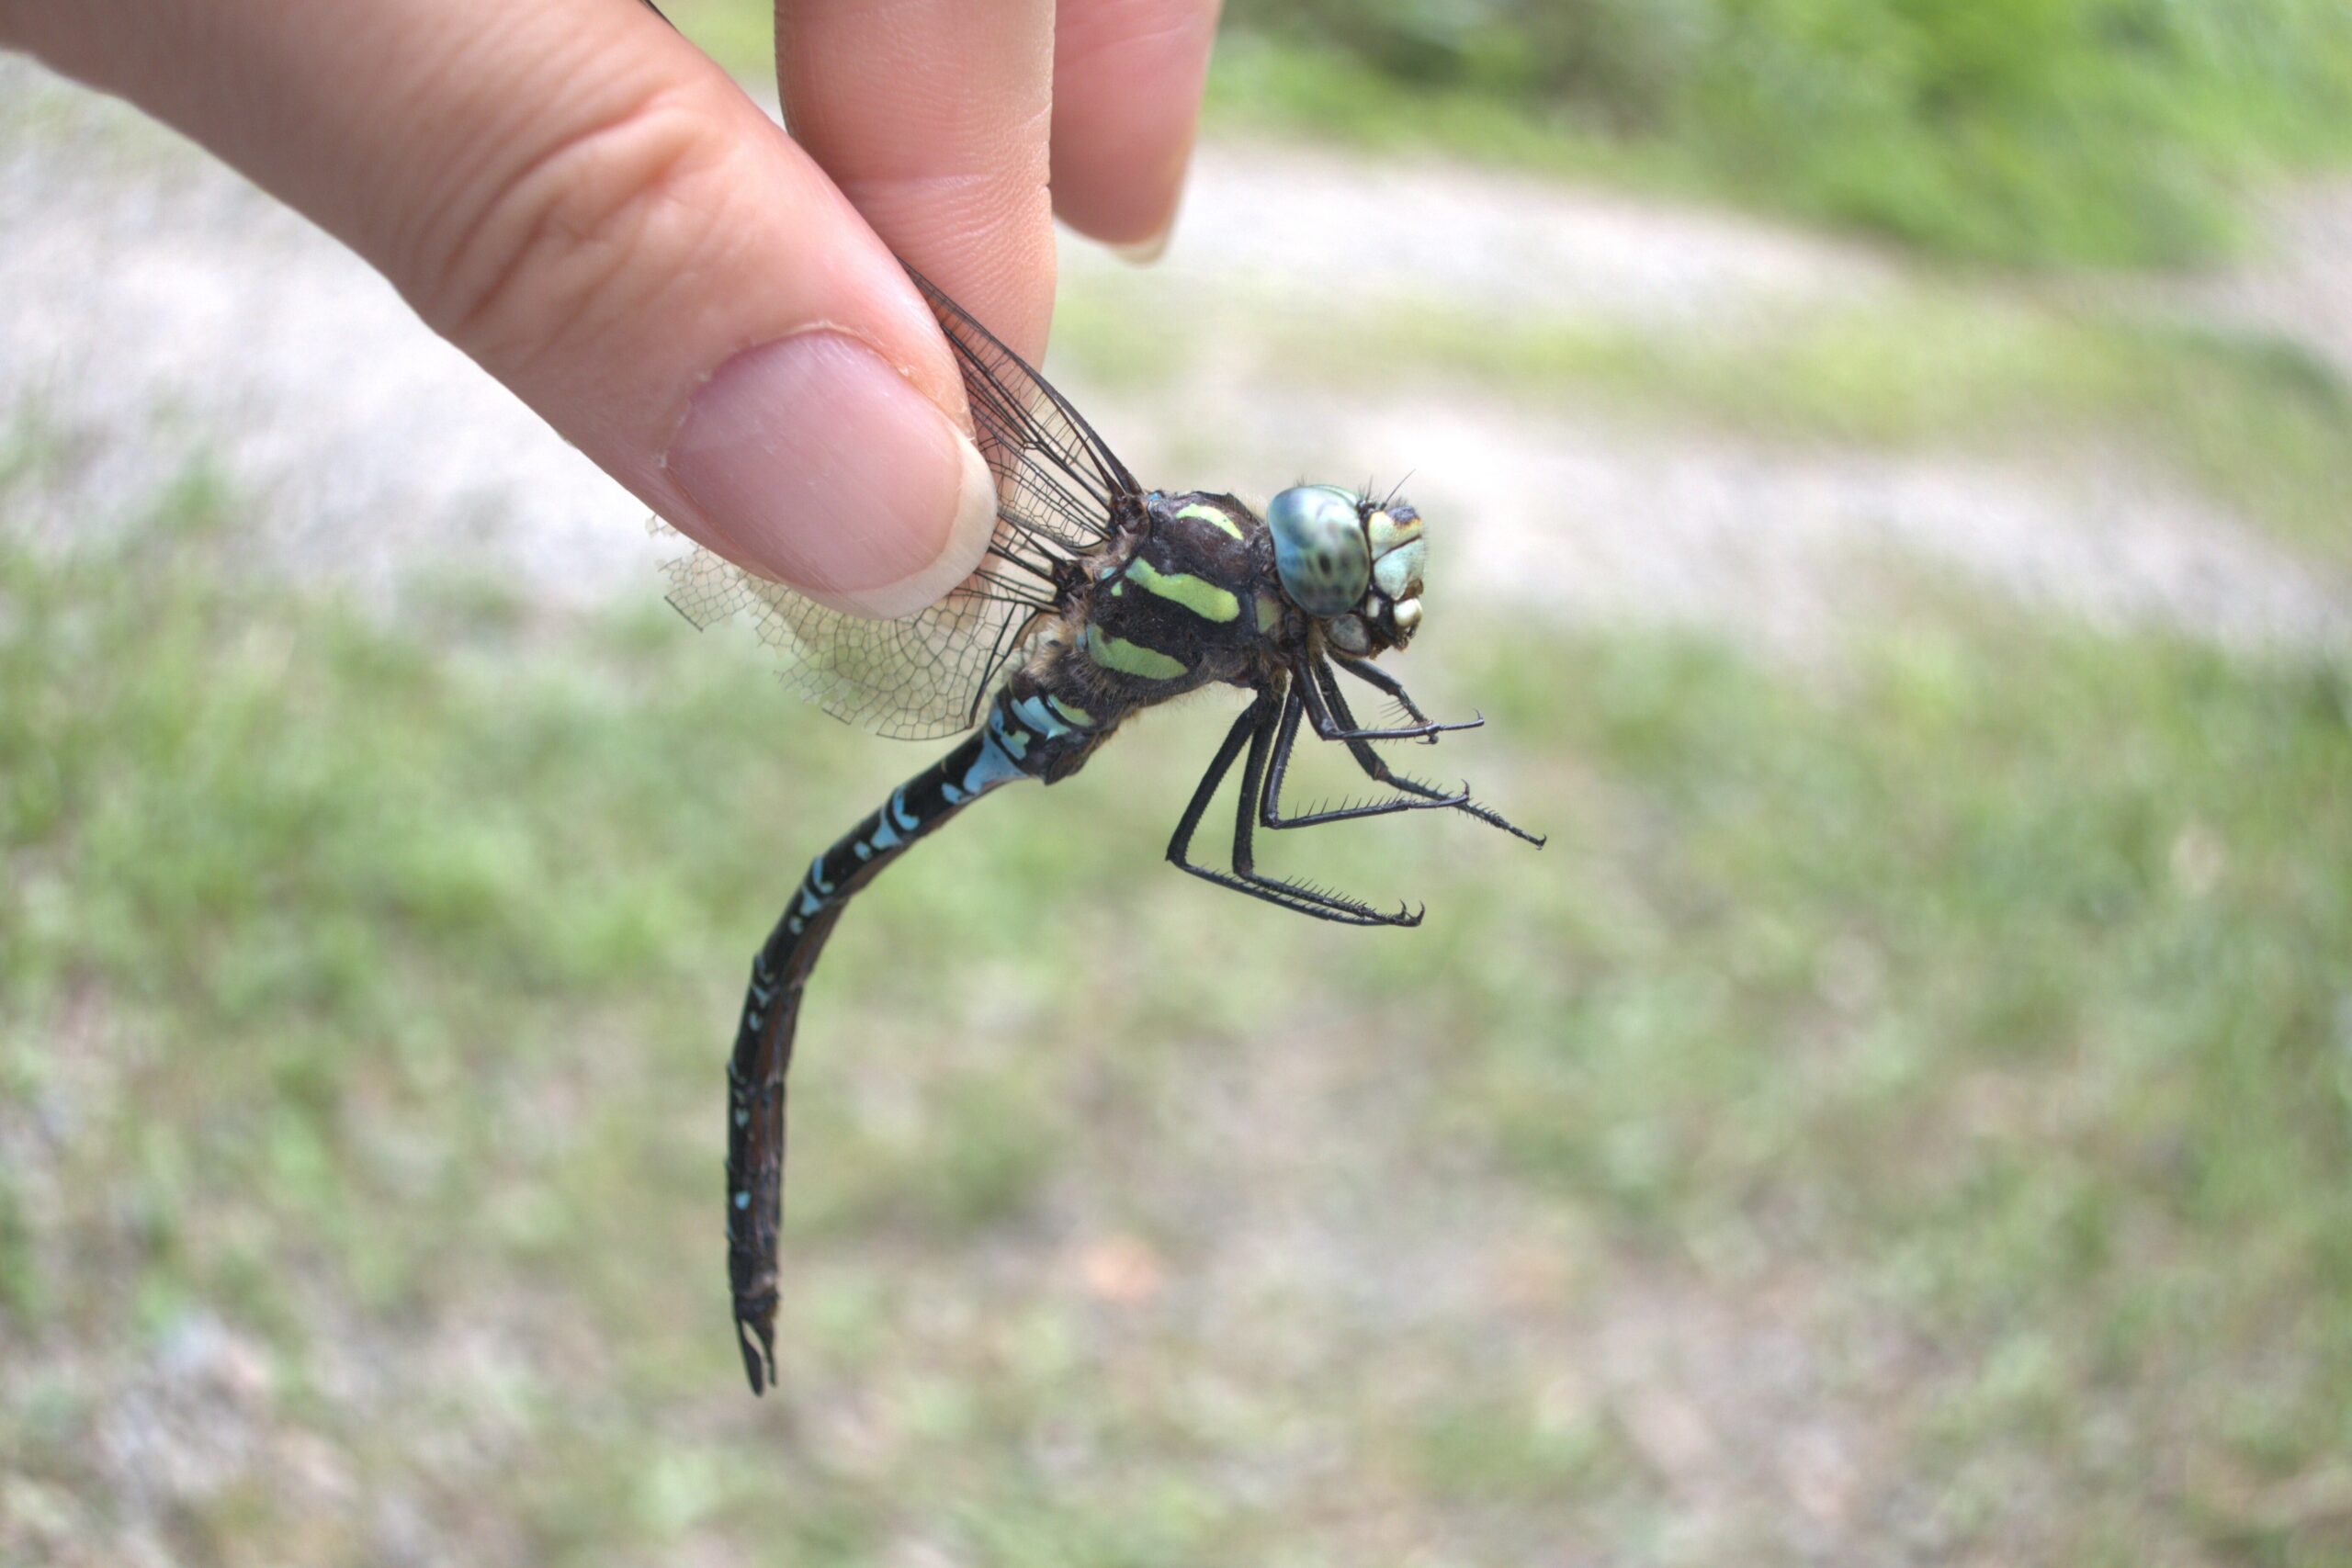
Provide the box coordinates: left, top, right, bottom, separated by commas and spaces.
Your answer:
6, 0, 997, 618
1050, 0, 1222, 257
777, 0, 1056, 365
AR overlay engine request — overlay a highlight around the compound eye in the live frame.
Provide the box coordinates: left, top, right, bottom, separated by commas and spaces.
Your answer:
1266, 485, 1371, 618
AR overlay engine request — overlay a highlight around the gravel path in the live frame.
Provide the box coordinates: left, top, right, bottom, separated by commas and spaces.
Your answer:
8, 54, 2351, 1566
2179, 177, 2352, 387
0, 65, 654, 604
4, 54, 2346, 661
1087, 138, 1900, 331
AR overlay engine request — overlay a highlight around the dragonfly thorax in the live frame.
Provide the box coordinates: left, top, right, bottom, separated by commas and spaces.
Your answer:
1264, 484, 1427, 659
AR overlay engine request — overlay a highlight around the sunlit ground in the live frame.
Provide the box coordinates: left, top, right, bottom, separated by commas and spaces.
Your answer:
4, 427, 2348, 1563
6, 6, 2352, 1563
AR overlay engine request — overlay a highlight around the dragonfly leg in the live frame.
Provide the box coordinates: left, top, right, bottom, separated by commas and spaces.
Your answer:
1313, 660, 1547, 848
1260, 681, 1471, 829
1166, 690, 1421, 926
1329, 651, 1442, 739
1297, 655, 1481, 743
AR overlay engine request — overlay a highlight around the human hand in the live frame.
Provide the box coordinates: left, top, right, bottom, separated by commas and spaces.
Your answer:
0, 0, 1219, 616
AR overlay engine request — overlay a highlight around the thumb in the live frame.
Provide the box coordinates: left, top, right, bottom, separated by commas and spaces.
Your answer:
6, 0, 998, 618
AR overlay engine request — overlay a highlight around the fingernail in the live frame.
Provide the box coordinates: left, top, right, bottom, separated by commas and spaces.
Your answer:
664, 330, 998, 619
1109, 160, 1191, 265
1108, 228, 1170, 265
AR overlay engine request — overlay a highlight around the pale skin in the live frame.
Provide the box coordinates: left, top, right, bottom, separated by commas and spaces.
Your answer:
0, 0, 1224, 617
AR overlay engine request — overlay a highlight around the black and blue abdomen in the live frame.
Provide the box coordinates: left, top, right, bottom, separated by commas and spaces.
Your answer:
722, 680, 1102, 1390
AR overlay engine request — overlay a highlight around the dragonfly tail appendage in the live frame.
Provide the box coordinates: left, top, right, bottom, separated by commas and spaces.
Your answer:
723, 897, 843, 1396
721, 689, 1084, 1393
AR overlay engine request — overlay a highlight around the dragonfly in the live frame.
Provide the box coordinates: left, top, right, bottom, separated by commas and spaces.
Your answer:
660, 270, 1543, 1394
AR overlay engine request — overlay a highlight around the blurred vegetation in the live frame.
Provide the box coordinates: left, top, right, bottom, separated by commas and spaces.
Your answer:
7, 11, 2350, 1558
6, 426, 2351, 1562
1055, 270, 2352, 571
663, 0, 2352, 267
1218, 0, 2352, 266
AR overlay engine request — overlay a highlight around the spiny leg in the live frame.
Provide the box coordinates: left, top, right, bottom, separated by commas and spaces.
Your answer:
1295, 654, 1481, 744
1230, 686, 1422, 924
1260, 681, 1469, 830
1330, 651, 1442, 739
1165, 692, 1375, 923
1300, 660, 1483, 819
1314, 660, 1547, 848
1166, 689, 1419, 926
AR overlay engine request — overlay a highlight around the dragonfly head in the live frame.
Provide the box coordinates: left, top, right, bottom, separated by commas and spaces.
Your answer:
1265, 485, 1427, 658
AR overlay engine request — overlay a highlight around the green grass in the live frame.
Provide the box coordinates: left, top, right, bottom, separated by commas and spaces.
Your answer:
662, 0, 2352, 269
1200, 34, 1713, 192
1214, 4, 2352, 269
5, 438, 2351, 1561
654, 0, 773, 83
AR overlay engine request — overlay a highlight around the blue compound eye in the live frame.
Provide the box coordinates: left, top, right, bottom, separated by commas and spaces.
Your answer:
1266, 485, 1371, 618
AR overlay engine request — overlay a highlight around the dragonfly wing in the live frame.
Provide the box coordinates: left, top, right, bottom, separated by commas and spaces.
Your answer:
654, 519, 1043, 740
655, 265, 1138, 740
910, 267, 1137, 561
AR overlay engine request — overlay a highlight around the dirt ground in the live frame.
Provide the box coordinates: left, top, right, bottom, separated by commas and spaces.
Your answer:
6, 52, 2352, 1567
5, 61, 2346, 654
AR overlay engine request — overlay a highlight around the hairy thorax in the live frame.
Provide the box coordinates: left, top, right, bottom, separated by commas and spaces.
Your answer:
1013, 491, 1297, 775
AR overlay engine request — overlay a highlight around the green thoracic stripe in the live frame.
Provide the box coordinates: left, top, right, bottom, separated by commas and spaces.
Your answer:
1084, 625, 1188, 681
1255, 592, 1284, 633
1175, 501, 1246, 540
1046, 694, 1094, 727
1125, 557, 1240, 623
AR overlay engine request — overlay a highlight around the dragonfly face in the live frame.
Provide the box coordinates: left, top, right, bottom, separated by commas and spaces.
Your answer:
1263, 483, 1427, 659
661, 268, 1539, 1395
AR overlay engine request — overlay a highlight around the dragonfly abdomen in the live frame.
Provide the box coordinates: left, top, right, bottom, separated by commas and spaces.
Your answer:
723, 682, 1101, 1393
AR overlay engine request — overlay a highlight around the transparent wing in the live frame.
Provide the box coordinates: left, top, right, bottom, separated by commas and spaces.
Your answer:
913, 268, 1140, 560
655, 521, 1051, 740
655, 265, 1139, 741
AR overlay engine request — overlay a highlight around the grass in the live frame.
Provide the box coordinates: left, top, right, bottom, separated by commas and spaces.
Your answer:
1211, 5, 2352, 270
661, 0, 2352, 269
4, 437, 2350, 1563
6, 0, 2338, 273
652, 0, 774, 84
1054, 269, 2352, 572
